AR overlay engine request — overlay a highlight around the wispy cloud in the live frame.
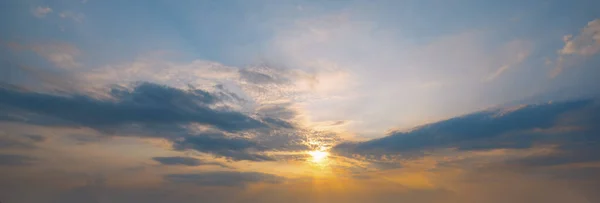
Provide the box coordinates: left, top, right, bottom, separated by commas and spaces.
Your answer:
32, 6, 52, 18
486, 40, 532, 81
59, 11, 85, 23
28, 42, 82, 69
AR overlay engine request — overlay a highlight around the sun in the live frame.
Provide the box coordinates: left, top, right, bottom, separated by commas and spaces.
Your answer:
308, 150, 329, 163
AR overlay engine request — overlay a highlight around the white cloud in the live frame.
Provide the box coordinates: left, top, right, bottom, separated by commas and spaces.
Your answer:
559, 19, 600, 56
552, 19, 600, 77
32, 6, 52, 18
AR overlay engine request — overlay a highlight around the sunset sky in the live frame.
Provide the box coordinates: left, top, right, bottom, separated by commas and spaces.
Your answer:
1, 0, 600, 203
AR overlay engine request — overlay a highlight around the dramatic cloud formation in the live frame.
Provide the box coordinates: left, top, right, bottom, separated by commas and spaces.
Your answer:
0, 82, 265, 133
334, 99, 598, 154
1, 1, 600, 203
0, 81, 306, 161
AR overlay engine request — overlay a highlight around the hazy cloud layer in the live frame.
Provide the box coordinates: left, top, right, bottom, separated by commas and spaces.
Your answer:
0, 154, 36, 166
165, 171, 285, 187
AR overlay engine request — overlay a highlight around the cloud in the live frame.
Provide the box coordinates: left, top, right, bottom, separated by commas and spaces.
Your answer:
0, 154, 36, 166
256, 103, 298, 120
4, 42, 82, 70
552, 19, 600, 77
0, 137, 35, 149
59, 11, 85, 23
508, 144, 599, 168
261, 117, 295, 129
173, 133, 275, 161
30, 43, 82, 69
23, 134, 45, 142
255, 103, 299, 129
330, 120, 348, 126
0, 133, 44, 149
559, 20, 600, 56
0, 63, 81, 93
239, 67, 289, 85
152, 156, 230, 168
334, 99, 596, 158
165, 171, 284, 187
0, 81, 297, 161
0, 75, 339, 162
267, 12, 545, 135
32, 6, 52, 18
84, 57, 239, 90
502, 105, 600, 168
0, 82, 266, 133
486, 40, 532, 81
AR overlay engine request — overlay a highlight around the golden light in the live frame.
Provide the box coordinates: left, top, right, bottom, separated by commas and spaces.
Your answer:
308, 150, 329, 163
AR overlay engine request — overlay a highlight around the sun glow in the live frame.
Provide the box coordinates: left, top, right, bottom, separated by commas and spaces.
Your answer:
308, 150, 329, 163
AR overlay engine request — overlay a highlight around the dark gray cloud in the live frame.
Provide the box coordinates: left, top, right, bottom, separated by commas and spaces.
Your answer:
0, 82, 309, 161
0, 82, 266, 133
334, 99, 599, 162
165, 171, 284, 187
173, 133, 274, 162
152, 156, 230, 168
504, 126, 600, 169
0, 154, 36, 166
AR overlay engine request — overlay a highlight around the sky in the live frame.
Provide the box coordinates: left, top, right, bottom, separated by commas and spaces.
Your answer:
0, 0, 600, 202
